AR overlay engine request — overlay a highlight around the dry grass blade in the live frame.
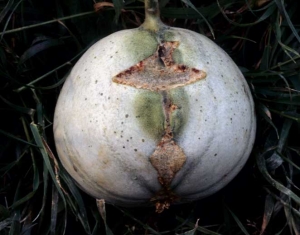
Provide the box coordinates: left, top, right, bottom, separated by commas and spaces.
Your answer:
256, 151, 300, 205
42, 137, 68, 196
96, 199, 114, 235
217, 0, 277, 27
30, 123, 68, 234
176, 217, 221, 235
257, 103, 279, 139
255, 0, 271, 8
260, 195, 274, 235
176, 219, 199, 235
94, 2, 114, 12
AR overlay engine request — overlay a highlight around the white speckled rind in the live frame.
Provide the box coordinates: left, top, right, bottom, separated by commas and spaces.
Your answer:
53, 26, 256, 206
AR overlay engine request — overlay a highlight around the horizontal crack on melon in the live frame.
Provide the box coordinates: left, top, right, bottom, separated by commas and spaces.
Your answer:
112, 41, 206, 91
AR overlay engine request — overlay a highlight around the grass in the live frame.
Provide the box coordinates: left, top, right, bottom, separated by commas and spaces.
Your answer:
1, 0, 300, 234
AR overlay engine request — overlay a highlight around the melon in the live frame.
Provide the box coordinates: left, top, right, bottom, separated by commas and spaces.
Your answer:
53, 0, 256, 212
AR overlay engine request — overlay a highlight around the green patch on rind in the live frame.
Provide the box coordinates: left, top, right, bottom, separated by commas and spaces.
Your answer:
124, 29, 158, 63
134, 88, 189, 141
134, 91, 165, 141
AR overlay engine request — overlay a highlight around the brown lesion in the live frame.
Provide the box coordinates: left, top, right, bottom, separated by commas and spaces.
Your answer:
149, 133, 186, 212
113, 41, 206, 91
151, 137, 184, 187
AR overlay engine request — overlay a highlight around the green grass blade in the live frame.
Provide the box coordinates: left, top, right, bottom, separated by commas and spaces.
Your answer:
257, 151, 300, 206
115, 206, 161, 235
260, 45, 271, 70
181, 0, 215, 38
60, 170, 91, 234
277, 119, 293, 152
275, 224, 288, 235
0, 0, 23, 41
15, 51, 83, 92
159, 0, 170, 8
258, 96, 300, 105
283, 202, 295, 235
0, 95, 35, 116
0, 129, 37, 147
19, 39, 65, 65
161, 1, 227, 20
176, 219, 198, 235
0, 0, 14, 23
20, 116, 40, 191
112, 0, 123, 22
269, 109, 300, 123
35, 161, 49, 233
0, 148, 29, 176
9, 210, 21, 235
275, 0, 300, 43
225, 205, 250, 235
0, 205, 9, 221
0, 218, 11, 231
10, 191, 36, 209
30, 123, 67, 234
176, 217, 221, 235
278, 152, 300, 171
265, 188, 300, 218
36, 74, 67, 90
0, 11, 95, 36
91, 206, 102, 235
50, 186, 59, 235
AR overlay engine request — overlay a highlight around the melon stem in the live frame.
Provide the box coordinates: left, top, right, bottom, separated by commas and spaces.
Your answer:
142, 0, 164, 32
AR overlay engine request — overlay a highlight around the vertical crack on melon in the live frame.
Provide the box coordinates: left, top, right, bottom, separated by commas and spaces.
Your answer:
149, 91, 187, 213
112, 41, 206, 91
112, 40, 205, 212
149, 135, 186, 213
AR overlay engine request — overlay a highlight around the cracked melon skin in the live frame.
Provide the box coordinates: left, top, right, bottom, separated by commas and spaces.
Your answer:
53, 25, 256, 207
